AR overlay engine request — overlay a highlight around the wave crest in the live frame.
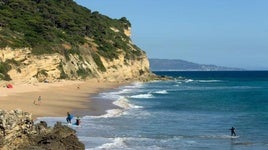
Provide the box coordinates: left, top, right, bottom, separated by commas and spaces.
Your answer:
154, 90, 168, 94
130, 93, 154, 99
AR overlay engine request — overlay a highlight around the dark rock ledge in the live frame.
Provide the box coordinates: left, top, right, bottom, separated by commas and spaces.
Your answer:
0, 109, 84, 150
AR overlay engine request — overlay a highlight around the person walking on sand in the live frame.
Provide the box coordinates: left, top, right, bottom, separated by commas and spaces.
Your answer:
230, 127, 237, 136
37, 96, 42, 105
34, 96, 42, 105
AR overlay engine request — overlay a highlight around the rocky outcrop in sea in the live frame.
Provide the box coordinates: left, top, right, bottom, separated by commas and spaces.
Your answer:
0, 109, 84, 150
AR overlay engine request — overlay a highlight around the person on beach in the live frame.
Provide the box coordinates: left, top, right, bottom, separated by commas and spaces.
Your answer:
37, 96, 42, 105
230, 127, 237, 136
66, 112, 73, 124
34, 96, 42, 105
75, 116, 81, 126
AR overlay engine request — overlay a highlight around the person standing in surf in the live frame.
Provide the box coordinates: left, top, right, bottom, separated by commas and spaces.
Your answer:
75, 116, 81, 126
230, 127, 237, 136
66, 112, 73, 124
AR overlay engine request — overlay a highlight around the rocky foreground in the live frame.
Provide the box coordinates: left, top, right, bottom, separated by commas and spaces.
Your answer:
0, 110, 84, 150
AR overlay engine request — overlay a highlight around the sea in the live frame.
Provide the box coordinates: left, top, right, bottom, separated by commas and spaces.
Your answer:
37, 71, 268, 150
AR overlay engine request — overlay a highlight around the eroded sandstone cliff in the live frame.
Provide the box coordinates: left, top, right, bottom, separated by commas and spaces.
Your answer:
0, 32, 151, 83
0, 0, 153, 83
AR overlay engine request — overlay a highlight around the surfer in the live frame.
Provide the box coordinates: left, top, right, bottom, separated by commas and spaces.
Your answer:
230, 127, 237, 136
66, 112, 73, 124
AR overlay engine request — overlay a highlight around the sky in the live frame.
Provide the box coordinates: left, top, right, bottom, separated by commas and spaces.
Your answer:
75, 0, 268, 70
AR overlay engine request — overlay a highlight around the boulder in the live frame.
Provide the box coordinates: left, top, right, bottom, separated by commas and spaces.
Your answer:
0, 109, 84, 150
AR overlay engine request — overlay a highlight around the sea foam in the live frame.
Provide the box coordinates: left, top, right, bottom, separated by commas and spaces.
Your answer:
154, 90, 168, 94
130, 93, 154, 99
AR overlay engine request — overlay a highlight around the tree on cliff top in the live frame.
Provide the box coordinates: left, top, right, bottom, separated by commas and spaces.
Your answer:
0, 0, 137, 58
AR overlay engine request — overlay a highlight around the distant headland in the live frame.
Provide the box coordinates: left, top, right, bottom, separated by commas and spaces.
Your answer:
149, 58, 244, 71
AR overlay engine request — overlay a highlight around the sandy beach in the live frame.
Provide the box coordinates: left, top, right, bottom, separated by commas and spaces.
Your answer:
0, 79, 126, 119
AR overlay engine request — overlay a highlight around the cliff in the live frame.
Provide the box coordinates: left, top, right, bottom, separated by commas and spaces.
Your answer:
0, 0, 152, 83
0, 109, 84, 150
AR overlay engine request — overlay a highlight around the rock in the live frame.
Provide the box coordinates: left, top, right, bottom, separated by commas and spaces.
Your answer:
0, 109, 84, 150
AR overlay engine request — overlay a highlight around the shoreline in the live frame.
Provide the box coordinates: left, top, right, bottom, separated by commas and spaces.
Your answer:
0, 79, 130, 120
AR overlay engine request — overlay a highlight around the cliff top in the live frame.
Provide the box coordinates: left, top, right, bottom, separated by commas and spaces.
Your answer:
0, 0, 150, 82
0, 0, 132, 55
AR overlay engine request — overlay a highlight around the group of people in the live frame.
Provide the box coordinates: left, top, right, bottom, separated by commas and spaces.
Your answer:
68, 112, 238, 137
66, 111, 237, 135
66, 112, 81, 126
33, 96, 42, 105
32, 96, 80, 126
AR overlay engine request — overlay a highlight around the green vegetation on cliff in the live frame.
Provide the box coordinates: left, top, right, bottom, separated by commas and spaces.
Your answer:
0, 0, 140, 57
0, 61, 11, 80
0, 0, 147, 81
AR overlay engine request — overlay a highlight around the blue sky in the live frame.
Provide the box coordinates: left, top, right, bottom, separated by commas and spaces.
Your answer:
75, 0, 268, 70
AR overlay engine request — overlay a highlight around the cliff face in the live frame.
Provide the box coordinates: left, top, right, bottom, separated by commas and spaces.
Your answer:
0, 47, 62, 82
0, 109, 84, 150
0, 31, 151, 83
0, 0, 152, 83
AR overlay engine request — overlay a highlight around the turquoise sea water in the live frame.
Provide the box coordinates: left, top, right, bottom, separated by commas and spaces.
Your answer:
38, 71, 268, 150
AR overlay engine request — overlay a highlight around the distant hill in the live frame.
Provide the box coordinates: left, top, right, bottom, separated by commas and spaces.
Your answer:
149, 59, 243, 71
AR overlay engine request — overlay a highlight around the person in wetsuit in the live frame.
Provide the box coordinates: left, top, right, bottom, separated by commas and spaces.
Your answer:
230, 127, 236, 136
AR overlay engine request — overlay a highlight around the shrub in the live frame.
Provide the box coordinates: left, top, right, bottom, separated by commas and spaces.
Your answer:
92, 53, 106, 72
76, 68, 92, 79
0, 61, 11, 80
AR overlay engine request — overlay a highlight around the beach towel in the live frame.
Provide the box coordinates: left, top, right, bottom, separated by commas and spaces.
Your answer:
7, 84, 13, 88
